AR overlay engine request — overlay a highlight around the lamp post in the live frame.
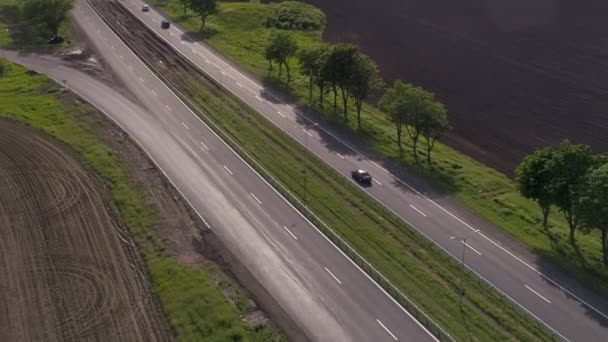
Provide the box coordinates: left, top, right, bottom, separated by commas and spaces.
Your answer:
295, 124, 310, 202
450, 236, 468, 304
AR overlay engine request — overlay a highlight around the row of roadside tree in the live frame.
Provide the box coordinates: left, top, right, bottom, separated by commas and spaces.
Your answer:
265, 32, 450, 166
516, 140, 608, 264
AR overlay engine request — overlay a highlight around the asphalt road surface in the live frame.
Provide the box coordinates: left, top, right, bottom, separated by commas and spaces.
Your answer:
2, 1, 439, 340
110, 0, 608, 340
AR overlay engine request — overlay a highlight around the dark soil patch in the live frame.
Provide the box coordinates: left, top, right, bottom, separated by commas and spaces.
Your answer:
301, 0, 608, 175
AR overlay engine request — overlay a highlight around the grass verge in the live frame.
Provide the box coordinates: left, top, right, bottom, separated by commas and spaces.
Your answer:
153, 0, 608, 296
0, 61, 284, 341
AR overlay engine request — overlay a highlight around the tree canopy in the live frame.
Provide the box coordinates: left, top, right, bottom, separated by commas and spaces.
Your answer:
515, 147, 558, 229
265, 32, 298, 82
349, 52, 383, 129
573, 164, 608, 265
21, 0, 73, 37
189, 0, 217, 31
552, 140, 596, 244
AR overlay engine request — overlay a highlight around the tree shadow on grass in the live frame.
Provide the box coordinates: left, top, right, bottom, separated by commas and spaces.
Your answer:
255, 74, 461, 199
179, 27, 218, 43
0, 4, 63, 52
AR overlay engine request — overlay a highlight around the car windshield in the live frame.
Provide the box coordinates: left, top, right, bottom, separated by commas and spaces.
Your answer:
359, 171, 370, 177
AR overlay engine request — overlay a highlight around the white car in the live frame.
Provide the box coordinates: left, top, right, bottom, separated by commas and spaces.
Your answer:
142, 4, 149, 12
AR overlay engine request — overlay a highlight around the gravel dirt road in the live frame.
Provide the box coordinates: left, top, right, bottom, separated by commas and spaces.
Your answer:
0, 119, 173, 342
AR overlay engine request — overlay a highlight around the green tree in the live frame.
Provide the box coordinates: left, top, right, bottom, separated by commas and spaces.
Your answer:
379, 80, 409, 156
380, 82, 439, 163
515, 147, 558, 229
21, 0, 73, 37
265, 32, 298, 82
189, 0, 217, 32
348, 52, 383, 129
178, 0, 191, 16
553, 140, 596, 245
420, 101, 449, 166
298, 44, 330, 103
324, 43, 358, 120
573, 164, 608, 265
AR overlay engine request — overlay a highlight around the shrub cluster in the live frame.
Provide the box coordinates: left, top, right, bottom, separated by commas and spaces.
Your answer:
265, 1, 326, 31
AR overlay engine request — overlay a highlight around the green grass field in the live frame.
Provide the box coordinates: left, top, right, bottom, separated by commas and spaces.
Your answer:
0, 61, 284, 341
153, 0, 608, 297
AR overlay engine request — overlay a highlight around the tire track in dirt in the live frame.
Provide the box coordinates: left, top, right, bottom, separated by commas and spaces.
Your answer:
0, 120, 173, 342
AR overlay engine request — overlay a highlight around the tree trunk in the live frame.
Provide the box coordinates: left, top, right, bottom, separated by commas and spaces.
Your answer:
396, 124, 403, 157
278, 63, 283, 79
268, 59, 273, 71
285, 62, 291, 82
319, 84, 325, 107
201, 15, 207, 32
333, 84, 338, 114
541, 206, 550, 230
412, 134, 420, 163
564, 210, 577, 245
602, 228, 608, 266
356, 101, 362, 129
426, 137, 435, 166
183, 3, 187, 16
340, 86, 348, 122
308, 76, 313, 103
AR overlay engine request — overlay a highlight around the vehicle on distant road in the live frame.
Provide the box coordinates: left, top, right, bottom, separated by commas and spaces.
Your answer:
161, 20, 170, 29
142, 4, 149, 12
351, 170, 372, 185
48, 35, 64, 45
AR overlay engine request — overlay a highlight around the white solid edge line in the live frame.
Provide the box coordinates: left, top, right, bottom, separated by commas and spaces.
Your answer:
200, 141, 210, 150
376, 319, 399, 341
107, 4, 577, 338
462, 241, 483, 256
282, 226, 298, 240
324, 267, 342, 285
250, 193, 262, 205
373, 178, 382, 186
104, 5, 443, 340
409, 204, 427, 217
223, 165, 233, 175
182, 122, 189, 130
525, 285, 552, 304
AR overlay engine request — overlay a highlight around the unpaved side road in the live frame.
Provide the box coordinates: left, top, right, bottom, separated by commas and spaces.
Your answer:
0, 120, 173, 342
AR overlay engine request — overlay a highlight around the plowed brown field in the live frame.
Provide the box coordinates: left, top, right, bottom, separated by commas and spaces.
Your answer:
304, 0, 608, 173
0, 120, 173, 342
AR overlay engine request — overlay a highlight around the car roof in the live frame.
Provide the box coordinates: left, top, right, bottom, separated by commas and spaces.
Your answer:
357, 170, 369, 174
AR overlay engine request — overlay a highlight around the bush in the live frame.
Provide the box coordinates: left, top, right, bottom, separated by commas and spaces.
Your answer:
265, 1, 326, 31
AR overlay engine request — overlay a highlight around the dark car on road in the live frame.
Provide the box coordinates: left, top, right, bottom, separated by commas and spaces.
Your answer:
48, 35, 64, 45
161, 20, 170, 29
351, 170, 372, 185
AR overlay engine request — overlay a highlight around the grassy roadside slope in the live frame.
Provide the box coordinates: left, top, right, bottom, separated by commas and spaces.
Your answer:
153, 0, 608, 296
0, 61, 284, 341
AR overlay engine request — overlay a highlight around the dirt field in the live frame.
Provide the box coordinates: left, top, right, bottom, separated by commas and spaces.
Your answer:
302, 0, 608, 174
0, 120, 173, 342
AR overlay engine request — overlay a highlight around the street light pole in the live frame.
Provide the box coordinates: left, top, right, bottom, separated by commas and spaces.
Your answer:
451, 236, 467, 305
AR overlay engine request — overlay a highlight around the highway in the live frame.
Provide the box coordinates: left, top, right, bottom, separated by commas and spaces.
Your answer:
3, 0, 438, 341
107, 0, 608, 340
